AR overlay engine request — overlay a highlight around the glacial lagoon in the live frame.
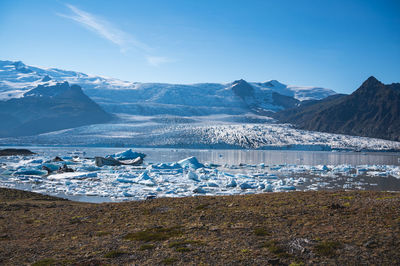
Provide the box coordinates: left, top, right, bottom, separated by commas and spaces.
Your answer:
1, 146, 400, 203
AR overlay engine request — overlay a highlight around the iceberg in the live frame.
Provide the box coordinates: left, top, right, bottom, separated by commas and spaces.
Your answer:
186, 170, 200, 182
137, 171, 156, 186
40, 163, 60, 172
147, 162, 182, 170
178, 156, 205, 169
109, 149, 146, 160
14, 168, 47, 176
226, 178, 237, 188
207, 182, 219, 187
239, 182, 257, 190
193, 187, 208, 194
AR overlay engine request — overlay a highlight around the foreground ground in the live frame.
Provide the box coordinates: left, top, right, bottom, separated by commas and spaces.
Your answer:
0, 188, 399, 265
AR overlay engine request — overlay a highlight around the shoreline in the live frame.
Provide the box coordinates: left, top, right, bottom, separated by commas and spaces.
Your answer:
2, 144, 400, 153
0, 188, 399, 265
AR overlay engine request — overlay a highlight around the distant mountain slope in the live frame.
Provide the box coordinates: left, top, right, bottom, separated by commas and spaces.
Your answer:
0, 60, 336, 116
275, 77, 400, 141
0, 82, 113, 137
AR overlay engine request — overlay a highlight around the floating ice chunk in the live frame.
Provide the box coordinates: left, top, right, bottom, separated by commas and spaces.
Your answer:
265, 174, 278, 180
75, 173, 98, 179
263, 184, 274, 192
147, 162, 182, 170
270, 166, 282, 170
278, 185, 296, 191
41, 163, 60, 172
47, 172, 90, 180
116, 177, 134, 183
199, 174, 209, 180
186, 170, 200, 182
222, 172, 234, 177
138, 171, 151, 180
109, 149, 146, 160
77, 165, 101, 172
207, 182, 219, 187
193, 187, 208, 194
239, 182, 257, 190
1, 169, 15, 175
226, 178, 237, 188
14, 168, 47, 176
317, 165, 329, 171
123, 192, 134, 197
178, 156, 205, 169
30, 159, 43, 164
137, 171, 156, 186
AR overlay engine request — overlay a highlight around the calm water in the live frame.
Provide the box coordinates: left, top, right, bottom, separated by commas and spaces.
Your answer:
3, 146, 400, 166
1, 147, 400, 165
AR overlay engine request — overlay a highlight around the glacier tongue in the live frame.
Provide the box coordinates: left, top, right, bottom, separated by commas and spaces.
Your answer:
1, 114, 399, 151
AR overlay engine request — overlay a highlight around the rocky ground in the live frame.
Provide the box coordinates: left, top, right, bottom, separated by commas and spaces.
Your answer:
0, 188, 399, 265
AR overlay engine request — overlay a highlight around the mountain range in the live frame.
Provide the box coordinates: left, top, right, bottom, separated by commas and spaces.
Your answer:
274, 76, 400, 141
0, 60, 335, 117
0, 60, 399, 144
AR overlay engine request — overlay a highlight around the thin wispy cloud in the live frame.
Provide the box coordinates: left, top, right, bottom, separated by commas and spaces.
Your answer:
58, 4, 172, 66
146, 56, 174, 67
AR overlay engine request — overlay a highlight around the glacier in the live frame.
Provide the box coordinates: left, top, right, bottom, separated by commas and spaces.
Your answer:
1, 114, 399, 151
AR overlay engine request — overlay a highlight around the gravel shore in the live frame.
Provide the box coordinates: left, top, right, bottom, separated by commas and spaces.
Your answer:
0, 188, 399, 265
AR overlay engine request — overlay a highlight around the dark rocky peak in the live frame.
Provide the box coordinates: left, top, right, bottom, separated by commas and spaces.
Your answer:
13, 61, 26, 69
362, 76, 382, 87
42, 75, 51, 82
231, 79, 254, 98
24, 81, 79, 98
352, 76, 385, 96
13, 61, 33, 74
262, 80, 285, 88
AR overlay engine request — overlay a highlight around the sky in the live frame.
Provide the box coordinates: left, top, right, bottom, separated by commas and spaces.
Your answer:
0, 0, 399, 93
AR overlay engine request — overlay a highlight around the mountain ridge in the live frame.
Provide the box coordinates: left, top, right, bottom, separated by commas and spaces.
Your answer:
0, 82, 113, 137
274, 76, 400, 141
0, 60, 336, 116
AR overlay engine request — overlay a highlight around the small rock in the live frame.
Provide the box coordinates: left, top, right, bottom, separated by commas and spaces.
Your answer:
268, 258, 280, 265
364, 240, 377, 248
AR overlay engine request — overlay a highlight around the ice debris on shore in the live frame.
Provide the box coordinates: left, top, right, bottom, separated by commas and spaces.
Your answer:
0, 149, 400, 202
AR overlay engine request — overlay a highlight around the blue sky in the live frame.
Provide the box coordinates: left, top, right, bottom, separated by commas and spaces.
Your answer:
0, 0, 399, 93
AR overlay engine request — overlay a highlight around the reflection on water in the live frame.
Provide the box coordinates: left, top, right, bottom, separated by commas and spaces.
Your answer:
5, 146, 399, 166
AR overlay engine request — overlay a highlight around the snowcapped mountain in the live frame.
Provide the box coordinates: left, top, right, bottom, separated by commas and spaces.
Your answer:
0, 60, 336, 116
0, 82, 112, 137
